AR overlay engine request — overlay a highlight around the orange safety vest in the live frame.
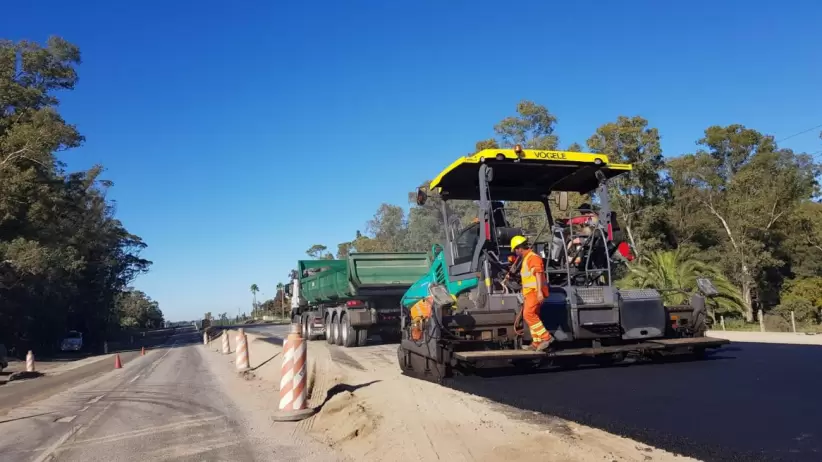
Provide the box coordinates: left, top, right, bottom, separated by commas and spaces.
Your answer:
520, 250, 549, 296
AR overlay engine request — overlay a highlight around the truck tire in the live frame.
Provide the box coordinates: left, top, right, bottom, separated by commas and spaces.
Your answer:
397, 345, 411, 371
326, 315, 335, 345
341, 314, 357, 347
332, 314, 343, 345
301, 315, 309, 339
356, 328, 368, 347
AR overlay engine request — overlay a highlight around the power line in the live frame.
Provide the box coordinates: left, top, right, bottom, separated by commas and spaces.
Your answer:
777, 123, 822, 143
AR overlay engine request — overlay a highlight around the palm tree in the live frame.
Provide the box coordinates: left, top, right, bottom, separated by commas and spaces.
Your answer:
250, 284, 259, 315
617, 247, 744, 319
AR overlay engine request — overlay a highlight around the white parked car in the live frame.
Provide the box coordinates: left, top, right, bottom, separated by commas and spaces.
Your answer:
60, 331, 83, 352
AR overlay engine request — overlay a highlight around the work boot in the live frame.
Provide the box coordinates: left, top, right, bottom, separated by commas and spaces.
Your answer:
535, 337, 555, 353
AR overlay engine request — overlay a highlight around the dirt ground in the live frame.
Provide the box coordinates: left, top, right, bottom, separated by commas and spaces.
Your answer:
215, 330, 696, 462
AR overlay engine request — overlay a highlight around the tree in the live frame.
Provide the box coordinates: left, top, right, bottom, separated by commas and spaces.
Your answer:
115, 289, 163, 328
666, 125, 819, 321
773, 299, 817, 325
336, 241, 353, 259
618, 248, 744, 319
787, 202, 822, 277
365, 204, 408, 252
775, 277, 822, 323
305, 244, 326, 258
485, 101, 563, 234
586, 116, 666, 257
494, 100, 559, 150
306, 244, 333, 259
250, 283, 259, 315
0, 37, 152, 352
405, 180, 474, 253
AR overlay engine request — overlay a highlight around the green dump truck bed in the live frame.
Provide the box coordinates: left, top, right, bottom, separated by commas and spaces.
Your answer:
299, 252, 431, 305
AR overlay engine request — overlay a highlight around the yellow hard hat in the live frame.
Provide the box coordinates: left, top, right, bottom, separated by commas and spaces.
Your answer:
510, 235, 527, 249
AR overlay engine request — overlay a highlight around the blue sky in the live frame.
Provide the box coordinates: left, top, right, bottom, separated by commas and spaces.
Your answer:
2, 1, 821, 321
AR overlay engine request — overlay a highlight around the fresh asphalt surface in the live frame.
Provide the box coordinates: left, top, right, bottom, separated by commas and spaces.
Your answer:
244, 323, 820, 462
0, 327, 260, 462
447, 342, 822, 462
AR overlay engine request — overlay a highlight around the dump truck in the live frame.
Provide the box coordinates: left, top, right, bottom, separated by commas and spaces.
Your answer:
397, 145, 730, 382
288, 252, 431, 347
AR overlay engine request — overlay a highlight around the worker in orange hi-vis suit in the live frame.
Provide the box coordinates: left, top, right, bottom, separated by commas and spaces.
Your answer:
510, 235, 554, 352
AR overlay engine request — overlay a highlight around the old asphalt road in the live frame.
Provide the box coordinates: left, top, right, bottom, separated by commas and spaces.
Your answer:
0, 328, 319, 461
0, 350, 142, 416
241, 323, 291, 340
447, 341, 822, 462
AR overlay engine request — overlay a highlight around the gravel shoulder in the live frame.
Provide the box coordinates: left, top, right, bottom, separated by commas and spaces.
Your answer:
223, 330, 695, 462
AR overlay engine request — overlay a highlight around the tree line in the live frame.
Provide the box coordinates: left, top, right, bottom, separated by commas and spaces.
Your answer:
308, 100, 822, 330
0, 37, 161, 354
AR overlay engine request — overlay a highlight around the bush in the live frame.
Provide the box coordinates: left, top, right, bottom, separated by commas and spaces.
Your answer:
764, 314, 791, 332
773, 299, 818, 324
722, 318, 761, 331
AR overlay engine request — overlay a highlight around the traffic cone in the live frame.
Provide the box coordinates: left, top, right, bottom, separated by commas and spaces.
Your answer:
114, 353, 123, 369
26, 350, 35, 372
235, 329, 250, 373
272, 324, 316, 422
222, 330, 230, 355
141, 347, 145, 356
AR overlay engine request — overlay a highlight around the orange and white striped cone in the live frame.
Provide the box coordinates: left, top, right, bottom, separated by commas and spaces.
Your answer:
221, 330, 230, 354
26, 350, 35, 372
235, 328, 250, 372
272, 323, 316, 421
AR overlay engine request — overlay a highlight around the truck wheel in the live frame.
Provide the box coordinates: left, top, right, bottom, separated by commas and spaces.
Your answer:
301, 315, 309, 339
326, 315, 335, 345
397, 345, 412, 371
332, 314, 343, 345
356, 328, 368, 347
306, 319, 320, 341
341, 314, 357, 347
